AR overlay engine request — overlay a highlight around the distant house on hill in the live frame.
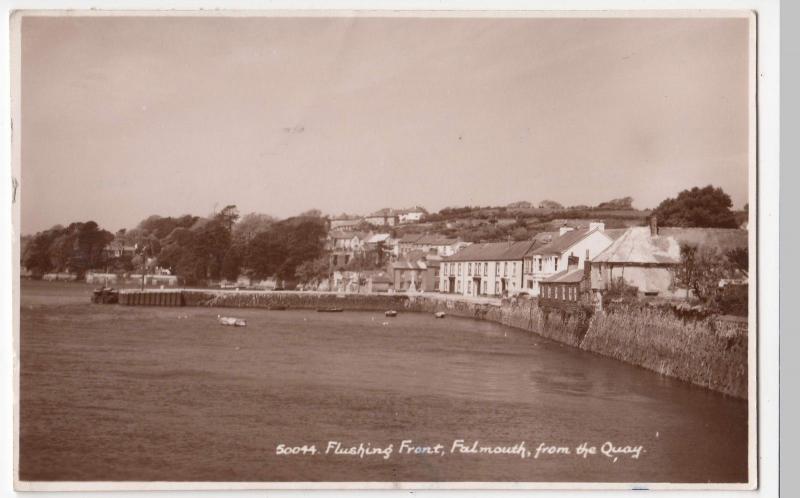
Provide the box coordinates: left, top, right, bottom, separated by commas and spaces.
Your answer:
440, 240, 537, 297
364, 208, 398, 227
329, 215, 363, 230
104, 240, 136, 259
523, 223, 614, 296
397, 233, 468, 257
327, 231, 370, 268
589, 219, 748, 299
396, 206, 427, 224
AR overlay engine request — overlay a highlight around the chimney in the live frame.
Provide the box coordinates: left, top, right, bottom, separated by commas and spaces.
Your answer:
649, 215, 658, 236
589, 222, 605, 232
567, 255, 579, 271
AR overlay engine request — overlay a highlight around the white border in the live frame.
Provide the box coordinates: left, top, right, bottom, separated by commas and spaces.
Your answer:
1, 1, 779, 496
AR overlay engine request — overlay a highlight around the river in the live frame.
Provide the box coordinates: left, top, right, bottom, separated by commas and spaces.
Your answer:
18, 280, 748, 484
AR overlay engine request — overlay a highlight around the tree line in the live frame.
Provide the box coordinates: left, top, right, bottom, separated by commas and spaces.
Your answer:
22, 205, 328, 286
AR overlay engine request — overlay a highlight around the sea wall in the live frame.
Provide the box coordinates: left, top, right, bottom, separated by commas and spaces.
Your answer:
123, 289, 748, 398
580, 306, 748, 398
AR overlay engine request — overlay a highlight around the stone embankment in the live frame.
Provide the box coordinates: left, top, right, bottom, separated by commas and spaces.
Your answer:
117, 288, 748, 399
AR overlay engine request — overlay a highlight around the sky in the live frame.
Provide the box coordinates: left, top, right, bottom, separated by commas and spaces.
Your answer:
20, 14, 751, 234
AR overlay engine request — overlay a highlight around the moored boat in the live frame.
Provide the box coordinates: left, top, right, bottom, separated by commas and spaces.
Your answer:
217, 315, 247, 327
317, 307, 344, 313
434, 311, 446, 319
384, 310, 398, 317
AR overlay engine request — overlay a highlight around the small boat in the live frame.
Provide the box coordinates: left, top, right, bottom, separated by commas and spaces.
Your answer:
91, 287, 118, 304
218, 315, 247, 327
317, 307, 344, 313
270, 305, 288, 311
434, 311, 447, 319
384, 310, 398, 317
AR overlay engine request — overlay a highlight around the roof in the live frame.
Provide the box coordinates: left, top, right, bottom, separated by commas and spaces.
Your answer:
542, 268, 585, 284
592, 227, 748, 265
443, 240, 537, 262
368, 208, 395, 217
362, 270, 393, 284
604, 228, 628, 240
366, 233, 391, 243
329, 231, 369, 240
399, 233, 459, 246
530, 228, 610, 256
392, 260, 427, 270
592, 227, 681, 264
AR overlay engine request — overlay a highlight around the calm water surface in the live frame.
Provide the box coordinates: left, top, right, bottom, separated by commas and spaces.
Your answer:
19, 280, 748, 483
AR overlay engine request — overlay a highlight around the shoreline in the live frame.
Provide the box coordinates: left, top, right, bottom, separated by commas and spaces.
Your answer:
109, 287, 748, 399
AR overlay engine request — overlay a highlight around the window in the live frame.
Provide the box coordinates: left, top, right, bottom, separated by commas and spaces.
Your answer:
495, 263, 500, 276
483, 263, 487, 276
468, 263, 472, 276
512, 262, 517, 274
538, 258, 542, 272
457, 280, 461, 292
504, 262, 508, 276
467, 281, 472, 294
458, 263, 462, 274
482, 281, 487, 294
554, 257, 559, 272
525, 259, 531, 273
495, 282, 500, 294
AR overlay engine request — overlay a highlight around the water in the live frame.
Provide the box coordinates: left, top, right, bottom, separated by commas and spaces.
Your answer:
19, 280, 748, 483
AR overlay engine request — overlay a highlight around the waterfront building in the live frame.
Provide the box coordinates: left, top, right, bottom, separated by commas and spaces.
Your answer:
589, 219, 748, 299
523, 223, 613, 296
391, 250, 441, 293
539, 256, 588, 312
439, 240, 537, 297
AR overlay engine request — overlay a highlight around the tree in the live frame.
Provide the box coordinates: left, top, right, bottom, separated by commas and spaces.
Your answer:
232, 212, 277, 244
651, 185, 738, 228
673, 243, 745, 304
215, 205, 240, 232
596, 196, 634, 210
295, 256, 331, 284
538, 199, 564, 210
221, 245, 243, 282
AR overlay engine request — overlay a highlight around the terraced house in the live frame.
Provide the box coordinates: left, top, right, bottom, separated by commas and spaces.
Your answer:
523, 223, 616, 296
439, 240, 538, 297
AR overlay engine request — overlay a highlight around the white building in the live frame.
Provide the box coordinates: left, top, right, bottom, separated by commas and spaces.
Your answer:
439, 240, 538, 297
397, 207, 427, 224
523, 223, 614, 296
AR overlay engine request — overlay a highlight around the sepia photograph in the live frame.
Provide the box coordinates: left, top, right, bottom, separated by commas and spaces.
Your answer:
11, 9, 757, 490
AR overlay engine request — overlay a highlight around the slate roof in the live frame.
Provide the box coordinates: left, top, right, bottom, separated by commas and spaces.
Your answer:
529, 228, 609, 256
366, 233, 391, 244
592, 227, 748, 265
329, 231, 369, 240
399, 233, 459, 246
443, 240, 537, 262
592, 227, 681, 264
542, 268, 585, 284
